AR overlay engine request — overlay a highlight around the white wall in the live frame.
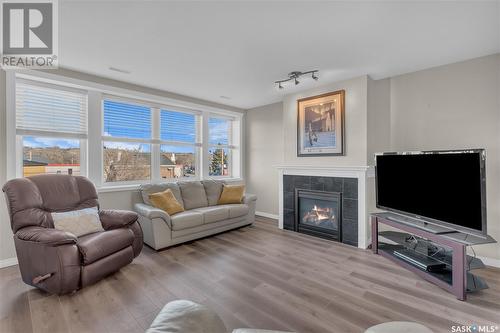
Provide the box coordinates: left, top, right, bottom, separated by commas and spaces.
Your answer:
245, 102, 283, 216
389, 54, 500, 261
367, 77, 391, 163
283, 76, 369, 166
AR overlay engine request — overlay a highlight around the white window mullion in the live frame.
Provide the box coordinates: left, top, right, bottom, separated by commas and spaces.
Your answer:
195, 114, 202, 180
151, 107, 161, 182
201, 114, 209, 179
79, 139, 88, 178
15, 136, 23, 178
232, 117, 242, 179
88, 91, 102, 185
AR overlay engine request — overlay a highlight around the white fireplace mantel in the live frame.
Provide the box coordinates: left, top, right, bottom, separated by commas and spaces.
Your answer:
277, 165, 375, 249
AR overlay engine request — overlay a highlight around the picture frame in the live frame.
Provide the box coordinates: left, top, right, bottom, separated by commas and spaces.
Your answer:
297, 90, 345, 157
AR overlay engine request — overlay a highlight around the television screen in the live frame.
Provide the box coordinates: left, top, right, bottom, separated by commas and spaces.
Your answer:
375, 151, 486, 235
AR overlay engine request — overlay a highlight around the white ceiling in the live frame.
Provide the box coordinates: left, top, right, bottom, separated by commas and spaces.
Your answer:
60, 1, 500, 109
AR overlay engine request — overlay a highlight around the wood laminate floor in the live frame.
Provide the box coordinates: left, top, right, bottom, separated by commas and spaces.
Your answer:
1, 217, 499, 333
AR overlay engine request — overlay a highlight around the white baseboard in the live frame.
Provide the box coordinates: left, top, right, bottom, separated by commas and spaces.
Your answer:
255, 211, 279, 220
0, 257, 18, 268
477, 256, 500, 268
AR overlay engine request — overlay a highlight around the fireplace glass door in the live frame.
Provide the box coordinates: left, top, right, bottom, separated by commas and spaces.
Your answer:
295, 189, 342, 241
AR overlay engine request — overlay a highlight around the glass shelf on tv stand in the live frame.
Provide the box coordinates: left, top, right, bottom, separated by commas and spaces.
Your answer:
372, 212, 497, 300
378, 231, 486, 270
377, 230, 489, 293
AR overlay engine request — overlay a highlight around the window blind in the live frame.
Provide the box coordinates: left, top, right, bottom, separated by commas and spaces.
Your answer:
208, 117, 231, 145
160, 109, 197, 143
103, 99, 151, 139
16, 80, 88, 138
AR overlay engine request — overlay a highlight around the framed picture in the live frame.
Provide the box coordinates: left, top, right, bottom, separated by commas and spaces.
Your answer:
297, 90, 345, 156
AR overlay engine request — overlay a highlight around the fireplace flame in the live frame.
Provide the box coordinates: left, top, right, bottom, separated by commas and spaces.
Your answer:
303, 205, 335, 225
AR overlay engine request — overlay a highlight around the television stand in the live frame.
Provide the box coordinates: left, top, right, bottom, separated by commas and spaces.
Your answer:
371, 212, 497, 301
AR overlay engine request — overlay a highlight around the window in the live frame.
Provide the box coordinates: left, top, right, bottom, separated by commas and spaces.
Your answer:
103, 100, 151, 139
15, 79, 87, 177
160, 145, 196, 178
23, 137, 81, 176
102, 99, 152, 182
103, 142, 151, 182
160, 109, 199, 179
208, 147, 230, 176
208, 117, 234, 176
11, 74, 243, 187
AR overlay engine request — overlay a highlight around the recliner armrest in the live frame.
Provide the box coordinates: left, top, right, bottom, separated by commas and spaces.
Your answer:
16, 226, 77, 246
99, 209, 138, 230
134, 203, 172, 228
242, 194, 257, 204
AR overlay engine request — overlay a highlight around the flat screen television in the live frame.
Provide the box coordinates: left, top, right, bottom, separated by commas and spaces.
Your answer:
375, 149, 487, 236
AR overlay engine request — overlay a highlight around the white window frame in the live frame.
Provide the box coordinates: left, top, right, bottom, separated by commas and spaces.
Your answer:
101, 96, 204, 186
6, 70, 244, 192
157, 108, 202, 181
12, 76, 89, 178
101, 96, 154, 186
205, 114, 239, 179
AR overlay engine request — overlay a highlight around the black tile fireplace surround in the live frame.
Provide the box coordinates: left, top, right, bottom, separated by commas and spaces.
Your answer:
283, 175, 358, 246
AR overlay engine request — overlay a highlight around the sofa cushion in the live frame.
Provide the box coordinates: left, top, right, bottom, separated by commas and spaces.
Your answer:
218, 185, 245, 205
201, 180, 224, 206
77, 228, 134, 265
193, 206, 230, 224
146, 300, 227, 333
179, 181, 208, 210
170, 211, 204, 230
222, 204, 250, 219
149, 189, 185, 215
140, 183, 184, 208
52, 207, 103, 237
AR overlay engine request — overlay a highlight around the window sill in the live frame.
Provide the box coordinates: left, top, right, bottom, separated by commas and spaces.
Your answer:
97, 184, 141, 193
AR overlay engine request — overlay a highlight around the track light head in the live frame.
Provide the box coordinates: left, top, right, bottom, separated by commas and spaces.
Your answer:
312, 73, 318, 80
278, 82, 283, 89
295, 78, 299, 85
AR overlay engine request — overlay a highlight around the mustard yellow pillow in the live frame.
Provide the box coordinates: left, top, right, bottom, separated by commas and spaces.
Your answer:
149, 189, 184, 215
218, 185, 245, 205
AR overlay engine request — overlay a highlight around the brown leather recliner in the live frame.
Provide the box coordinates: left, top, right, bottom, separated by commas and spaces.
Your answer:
2, 174, 143, 295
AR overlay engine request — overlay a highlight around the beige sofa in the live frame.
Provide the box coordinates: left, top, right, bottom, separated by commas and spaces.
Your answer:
134, 180, 256, 250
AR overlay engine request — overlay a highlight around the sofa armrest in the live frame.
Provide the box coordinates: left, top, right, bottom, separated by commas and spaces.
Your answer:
242, 194, 257, 204
16, 226, 77, 246
134, 203, 172, 228
99, 209, 138, 230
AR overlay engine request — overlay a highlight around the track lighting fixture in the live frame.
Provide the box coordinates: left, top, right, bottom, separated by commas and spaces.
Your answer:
275, 70, 319, 89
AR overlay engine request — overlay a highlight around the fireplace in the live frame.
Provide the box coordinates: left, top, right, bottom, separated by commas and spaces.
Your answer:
295, 189, 342, 241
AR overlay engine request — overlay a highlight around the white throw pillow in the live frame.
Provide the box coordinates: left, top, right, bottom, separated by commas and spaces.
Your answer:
51, 207, 103, 237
